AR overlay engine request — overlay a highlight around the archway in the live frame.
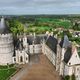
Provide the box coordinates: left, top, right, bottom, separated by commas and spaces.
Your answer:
20, 56, 23, 62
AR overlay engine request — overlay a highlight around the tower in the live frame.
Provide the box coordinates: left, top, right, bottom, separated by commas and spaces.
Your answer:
15, 37, 29, 64
23, 33, 28, 52
59, 35, 71, 75
0, 17, 14, 65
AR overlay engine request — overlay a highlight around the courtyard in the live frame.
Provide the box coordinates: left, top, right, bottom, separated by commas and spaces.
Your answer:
10, 53, 61, 80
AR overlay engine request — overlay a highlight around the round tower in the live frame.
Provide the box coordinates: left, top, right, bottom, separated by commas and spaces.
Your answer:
0, 17, 14, 65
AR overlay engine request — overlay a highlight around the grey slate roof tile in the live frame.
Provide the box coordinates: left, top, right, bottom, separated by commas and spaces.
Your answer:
64, 47, 72, 63
46, 36, 58, 54
0, 17, 10, 34
59, 35, 70, 48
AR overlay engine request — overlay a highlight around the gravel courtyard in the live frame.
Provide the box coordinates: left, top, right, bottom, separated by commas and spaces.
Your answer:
10, 54, 61, 80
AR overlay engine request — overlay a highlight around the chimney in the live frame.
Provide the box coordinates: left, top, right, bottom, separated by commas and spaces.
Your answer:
50, 32, 53, 36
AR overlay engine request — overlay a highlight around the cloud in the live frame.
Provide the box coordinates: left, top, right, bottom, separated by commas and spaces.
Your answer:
0, 0, 79, 7
0, 0, 80, 14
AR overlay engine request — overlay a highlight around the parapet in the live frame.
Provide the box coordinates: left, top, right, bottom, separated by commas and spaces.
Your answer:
0, 33, 12, 37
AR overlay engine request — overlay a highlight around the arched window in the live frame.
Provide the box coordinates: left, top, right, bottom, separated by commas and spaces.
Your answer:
20, 56, 23, 62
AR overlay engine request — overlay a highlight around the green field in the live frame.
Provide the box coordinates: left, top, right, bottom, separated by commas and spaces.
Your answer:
36, 18, 72, 29
25, 26, 52, 34
0, 65, 16, 80
24, 18, 72, 34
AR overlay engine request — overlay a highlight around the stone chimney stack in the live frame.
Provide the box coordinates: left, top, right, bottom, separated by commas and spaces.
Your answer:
50, 32, 53, 36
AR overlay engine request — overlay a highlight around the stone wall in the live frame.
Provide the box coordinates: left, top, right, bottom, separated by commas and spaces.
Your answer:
0, 33, 14, 65
42, 43, 56, 66
29, 44, 42, 55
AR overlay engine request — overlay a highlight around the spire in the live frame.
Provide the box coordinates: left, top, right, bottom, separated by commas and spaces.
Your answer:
59, 35, 71, 48
0, 17, 10, 34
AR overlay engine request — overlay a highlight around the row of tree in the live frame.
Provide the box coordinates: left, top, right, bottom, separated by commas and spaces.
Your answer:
8, 20, 24, 36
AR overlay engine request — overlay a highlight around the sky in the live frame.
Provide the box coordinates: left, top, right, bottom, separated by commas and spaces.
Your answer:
0, 0, 80, 15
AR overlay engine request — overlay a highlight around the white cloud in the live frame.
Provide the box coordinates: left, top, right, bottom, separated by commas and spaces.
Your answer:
0, 0, 80, 14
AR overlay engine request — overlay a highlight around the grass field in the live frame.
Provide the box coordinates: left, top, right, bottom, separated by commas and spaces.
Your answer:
22, 17, 73, 35
0, 65, 16, 80
36, 18, 72, 29
25, 26, 52, 34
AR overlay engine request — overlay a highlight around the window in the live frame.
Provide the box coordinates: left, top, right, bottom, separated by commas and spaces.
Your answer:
69, 62, 71, 65
14, 58, 16, 61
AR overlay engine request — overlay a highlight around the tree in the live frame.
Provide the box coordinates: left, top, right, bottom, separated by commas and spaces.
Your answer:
64, 75, 75, 80
8, 20, 24, 35
73, 22, 80, 30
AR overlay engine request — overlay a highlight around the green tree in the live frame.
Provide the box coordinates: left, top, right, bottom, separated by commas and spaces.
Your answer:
8, 20, 24, 35
64, 75, 75, 80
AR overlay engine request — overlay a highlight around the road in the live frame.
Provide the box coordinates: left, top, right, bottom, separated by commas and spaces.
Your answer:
10, 54, 61, 80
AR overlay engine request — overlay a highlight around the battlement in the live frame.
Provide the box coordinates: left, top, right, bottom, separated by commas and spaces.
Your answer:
0, 33, 12, 37
0, 33, 13, 44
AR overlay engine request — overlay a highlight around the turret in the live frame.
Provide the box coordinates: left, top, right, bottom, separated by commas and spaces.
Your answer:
0, 17, 10, 34
59, 35, 71, 75
0, 17, 14, 65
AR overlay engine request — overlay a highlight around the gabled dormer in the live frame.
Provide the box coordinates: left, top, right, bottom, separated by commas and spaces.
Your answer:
67, 45, 80, 66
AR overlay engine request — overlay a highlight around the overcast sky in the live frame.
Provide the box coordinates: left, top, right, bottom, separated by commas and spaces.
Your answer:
0, 0, 80, 15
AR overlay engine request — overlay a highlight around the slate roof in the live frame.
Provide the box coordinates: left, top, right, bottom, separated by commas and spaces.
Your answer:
59, 35, 73, 64
27, 35, 47, 45
64, 47, 72, 63
15, 35, 47, 49
27, 36, 40, 45
59, 35, 70, 48
46, 36, 58, 54
0, 17, 10, 34
59, 39, 64, 48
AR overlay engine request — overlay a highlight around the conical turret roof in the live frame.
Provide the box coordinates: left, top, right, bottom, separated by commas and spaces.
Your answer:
59, 35, 71, 48
0, 17, 10, 34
